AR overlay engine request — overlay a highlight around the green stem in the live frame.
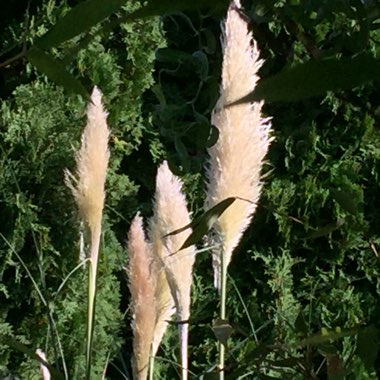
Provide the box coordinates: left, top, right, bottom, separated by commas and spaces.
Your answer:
149, 351, 154, 380
219, 246, 227, 380
86, 227, 101, 380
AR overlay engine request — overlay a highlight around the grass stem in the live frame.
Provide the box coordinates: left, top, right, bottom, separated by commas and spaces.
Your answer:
149, 353, 155, 380
219, 246, 227, 380
85, 229, 101, 379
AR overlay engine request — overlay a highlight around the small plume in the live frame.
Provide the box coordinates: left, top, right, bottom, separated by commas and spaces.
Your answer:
36, 349, 50, 380
127, 213, 157, 380
150, 161, 196, 380
206, 0, 273, 288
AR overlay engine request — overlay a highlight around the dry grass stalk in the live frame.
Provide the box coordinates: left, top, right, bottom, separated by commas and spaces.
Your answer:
206, 0, 272, 289
36, 349, 50, 380
127, 213, 157, 380
149, 161, 196, 380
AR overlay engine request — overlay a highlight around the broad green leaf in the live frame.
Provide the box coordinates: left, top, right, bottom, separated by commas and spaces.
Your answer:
231, 54, 380, 103
35, 0, 128, 49
164, 197, 237, 251
27, 48, 89, 98
0, 334, 65, 380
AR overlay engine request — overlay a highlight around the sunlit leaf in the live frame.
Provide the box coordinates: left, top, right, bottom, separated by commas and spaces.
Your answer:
164, 197, 237, 251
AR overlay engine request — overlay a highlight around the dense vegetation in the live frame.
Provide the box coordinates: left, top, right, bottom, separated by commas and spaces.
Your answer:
1, 0, 380, 379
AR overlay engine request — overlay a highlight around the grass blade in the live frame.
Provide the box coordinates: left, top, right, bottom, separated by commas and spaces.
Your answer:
27, 47, 89, 98
231, 54, 380, 104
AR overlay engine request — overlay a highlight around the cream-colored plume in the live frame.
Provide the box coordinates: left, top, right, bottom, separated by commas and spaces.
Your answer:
206, 0, 272, 289
149, 161, 196, 380
65, 86, 110, 242
127, 214, 157, 380
127, 212, 175, 380
64, 87, 110, 374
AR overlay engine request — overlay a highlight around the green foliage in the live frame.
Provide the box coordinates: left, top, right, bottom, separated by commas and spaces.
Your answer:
2, 0, 380, 378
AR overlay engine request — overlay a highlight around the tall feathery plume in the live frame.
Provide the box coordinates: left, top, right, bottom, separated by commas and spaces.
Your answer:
65, 86, 110, 378
206, 0, 272, 289
127, 213, 157, 380
65, 86, 110, 255
206, 2, 272, 378
149, 161, 196, 380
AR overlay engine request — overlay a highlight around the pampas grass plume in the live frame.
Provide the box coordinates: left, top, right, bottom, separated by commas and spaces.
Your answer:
127, 213, 157, 380
206, 0, 272, 288
64, 86, 110, 377
150, 161, 196, 380
65, 86, 110, 240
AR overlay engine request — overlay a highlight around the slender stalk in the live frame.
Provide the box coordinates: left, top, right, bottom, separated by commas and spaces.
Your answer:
85, 227, 101, 379
149, 353, 154, 380
218, 246, 227, 380
179, 322, 189, 380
